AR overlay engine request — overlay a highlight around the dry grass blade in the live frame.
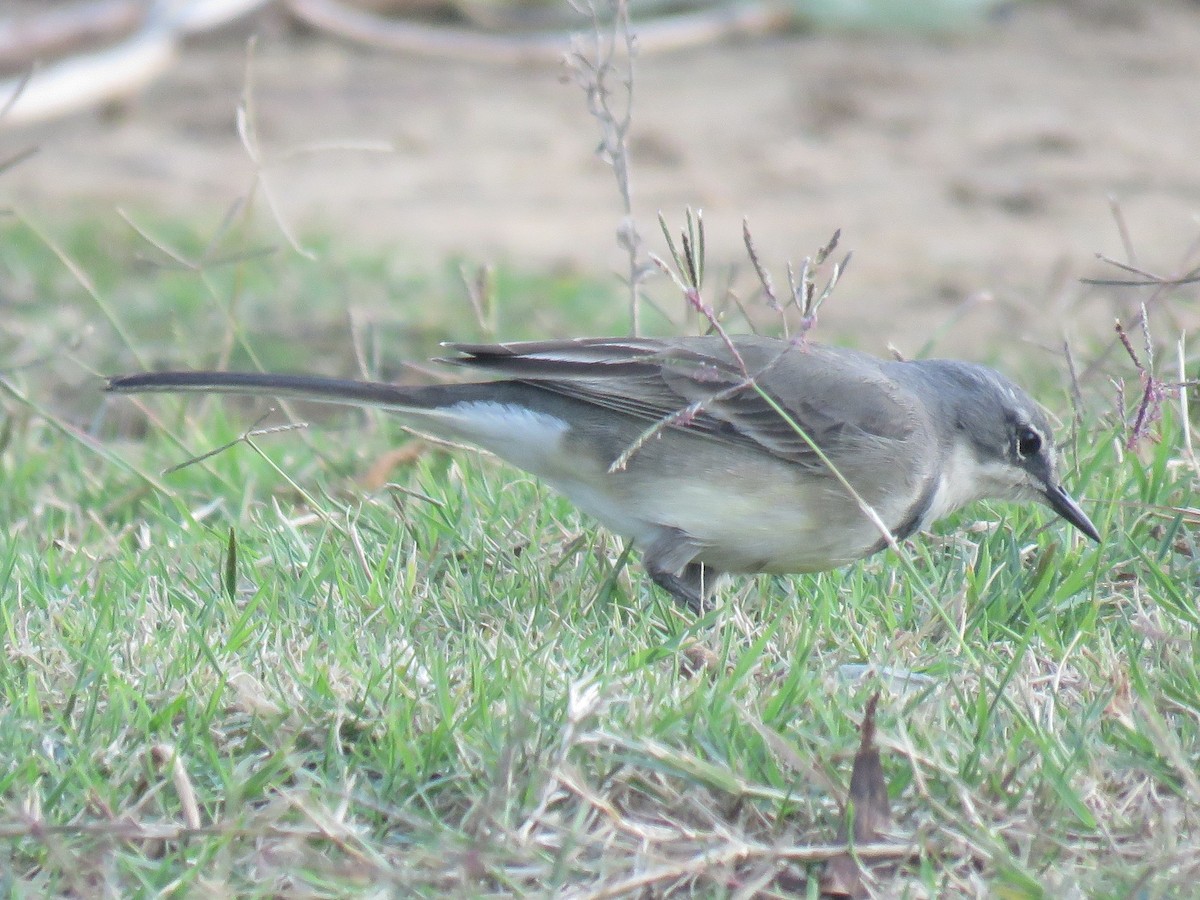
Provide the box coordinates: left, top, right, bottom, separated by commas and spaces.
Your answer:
160, 411, 307, 475
1078, 202, 1200, 385
1113, 312, 1171, 450
0, 68, 32, 120
0, 145, 37, 178
568, 0, 648, 334
743, 218, 781, 313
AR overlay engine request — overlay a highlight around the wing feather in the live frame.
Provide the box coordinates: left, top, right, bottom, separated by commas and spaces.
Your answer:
442, 336, 923, 469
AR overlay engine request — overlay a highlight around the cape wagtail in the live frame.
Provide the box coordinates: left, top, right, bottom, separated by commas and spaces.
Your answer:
107, 335, 1100, 612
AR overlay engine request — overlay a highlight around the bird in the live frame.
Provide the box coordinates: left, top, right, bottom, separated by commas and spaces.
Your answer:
107, 335, 1100, 612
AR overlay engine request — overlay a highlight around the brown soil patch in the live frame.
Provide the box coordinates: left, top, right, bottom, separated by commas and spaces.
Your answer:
8, 1, 1200, 354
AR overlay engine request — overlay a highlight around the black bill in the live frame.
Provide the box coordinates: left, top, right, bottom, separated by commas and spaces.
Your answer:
1042, 482, 1101, 542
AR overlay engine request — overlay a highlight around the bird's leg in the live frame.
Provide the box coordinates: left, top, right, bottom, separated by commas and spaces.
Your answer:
642, 528, 718, 613
648, 562, 715, 614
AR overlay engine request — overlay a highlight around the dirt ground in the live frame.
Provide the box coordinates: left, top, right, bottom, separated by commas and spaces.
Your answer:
6, 0, 1200, 356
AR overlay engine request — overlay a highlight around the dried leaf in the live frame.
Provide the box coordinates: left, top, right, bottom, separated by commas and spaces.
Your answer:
821, 691, 890, 898
360, 441, 428, 491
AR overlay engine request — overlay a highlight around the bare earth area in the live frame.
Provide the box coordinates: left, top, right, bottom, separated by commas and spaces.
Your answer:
6, 0, 1200, 353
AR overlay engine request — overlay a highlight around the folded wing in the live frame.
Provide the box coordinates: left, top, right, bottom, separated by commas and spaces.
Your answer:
443, 336, 925, 471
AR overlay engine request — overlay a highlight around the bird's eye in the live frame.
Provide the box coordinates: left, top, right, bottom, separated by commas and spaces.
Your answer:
1015, 426, 1042, 458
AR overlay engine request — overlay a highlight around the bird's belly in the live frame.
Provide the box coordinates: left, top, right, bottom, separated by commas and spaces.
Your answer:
498, 417, 926, 575
543, 466, 908, 575
654, 478, 892, 573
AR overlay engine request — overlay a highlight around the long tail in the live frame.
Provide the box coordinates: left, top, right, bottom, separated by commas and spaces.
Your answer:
106, 371, 427, 411
106, 371, 575, 469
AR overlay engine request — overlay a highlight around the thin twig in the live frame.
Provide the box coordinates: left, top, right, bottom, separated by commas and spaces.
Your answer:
162, 410, 308, 474
1108, 194, 1137, 268
1178, 335, 1196, 471
568, 0, 649, 334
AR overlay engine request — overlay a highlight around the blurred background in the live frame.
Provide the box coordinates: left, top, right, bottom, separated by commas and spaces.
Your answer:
4, 0, 1199, 359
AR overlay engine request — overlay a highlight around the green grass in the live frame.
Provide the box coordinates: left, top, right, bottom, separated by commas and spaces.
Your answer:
1, 215, 1198, 897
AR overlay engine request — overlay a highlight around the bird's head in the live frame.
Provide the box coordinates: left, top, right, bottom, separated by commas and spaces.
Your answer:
918, 360, 1100, 542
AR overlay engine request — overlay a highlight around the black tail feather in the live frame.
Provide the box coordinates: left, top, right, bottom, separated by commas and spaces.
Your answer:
106, 371, 425, 410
